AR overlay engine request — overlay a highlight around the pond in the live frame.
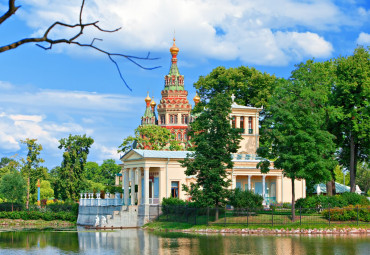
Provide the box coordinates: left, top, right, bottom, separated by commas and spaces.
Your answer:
0, 228, 369, 255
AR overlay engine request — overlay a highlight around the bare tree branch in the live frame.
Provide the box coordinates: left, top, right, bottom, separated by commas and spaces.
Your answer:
0, 0, 20, 25
0, 0, 161, 90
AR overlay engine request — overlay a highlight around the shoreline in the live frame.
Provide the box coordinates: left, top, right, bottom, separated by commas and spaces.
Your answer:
0, 218, 75, 230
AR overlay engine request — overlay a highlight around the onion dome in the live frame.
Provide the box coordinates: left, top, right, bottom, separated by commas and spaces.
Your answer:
193, 92, 200, 104
150, 97, 156, 108
145, 92, 151, 103
170, 38, 179, 55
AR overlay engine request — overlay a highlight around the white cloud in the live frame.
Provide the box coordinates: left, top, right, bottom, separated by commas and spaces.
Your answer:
356, 32, 370, 45
17, 0, 351, 66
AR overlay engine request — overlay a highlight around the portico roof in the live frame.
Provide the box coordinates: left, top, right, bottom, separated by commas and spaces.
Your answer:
121, 149, 193, 160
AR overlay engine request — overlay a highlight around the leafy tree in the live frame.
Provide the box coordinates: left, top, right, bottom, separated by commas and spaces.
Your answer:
332, 46, 370, 192
118, 125, 182, 154
84, 162, 101, 182
32, 180, 54, 201
356, 162, 369, 194
228, 189, 263, 209
257, 78, 336, 221
334, 165, 350, 186
85, 180, 106, 193
58, 134, 94, 200
181, 93, 242, 220
20, 138, 44, 209
0, 157, 19, 179
0, 171, 26, 211
194, 66, 277, 108
99, 159, 121, 186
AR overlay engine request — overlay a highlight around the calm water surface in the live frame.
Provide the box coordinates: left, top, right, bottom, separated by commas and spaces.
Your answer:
0, 228, 369, 255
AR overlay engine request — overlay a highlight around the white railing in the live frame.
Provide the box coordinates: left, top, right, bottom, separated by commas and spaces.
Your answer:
79, 193, 123, 207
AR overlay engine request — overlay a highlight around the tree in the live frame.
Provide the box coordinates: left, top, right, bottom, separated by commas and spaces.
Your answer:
356, 162, 369, 194
32, 180, 54, 201
181, 93, 242, 220
0, 157, 19, 179
20, 139, 44, 209
0, 171, 26, 211
118, 125, 182, 154
194, 66, 277, 108
84, 162, 101, 182
332, 46, 370, 192
257, 78, 336, 221
99, 159, 121, 186
333, 165, 350, 186
58, 134, 94, 200
0, 0, 159, 91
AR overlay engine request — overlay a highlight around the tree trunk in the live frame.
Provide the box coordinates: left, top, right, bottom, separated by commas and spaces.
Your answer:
215, 207, 219, 221
26, 177, 30, 209
11, 203, 13, 212
291, 178, 295, 222
326, 179, 336, 196
350, 133, 356, 192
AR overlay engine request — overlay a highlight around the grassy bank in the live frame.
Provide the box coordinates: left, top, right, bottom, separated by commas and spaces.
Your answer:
0, 218, 75, 229
144, 221, 369, 232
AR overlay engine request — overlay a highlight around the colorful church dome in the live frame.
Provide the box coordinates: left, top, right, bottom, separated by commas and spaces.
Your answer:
193, 92, 200, 104
170, 38, 179, 55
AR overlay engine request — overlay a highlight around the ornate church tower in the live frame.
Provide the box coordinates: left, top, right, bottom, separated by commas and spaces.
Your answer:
157, 38, 192, 142
141, 92, 157, 125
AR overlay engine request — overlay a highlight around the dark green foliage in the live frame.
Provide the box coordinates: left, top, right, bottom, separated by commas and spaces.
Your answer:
295, 193, 369, 209
0, 211, 77, 222
181, 93, 242, 208
162, 197, 187, 206
0, 203, 24, 212
0, 172, 27, 211
228, 189, 263, 209
58, 134, 94, 200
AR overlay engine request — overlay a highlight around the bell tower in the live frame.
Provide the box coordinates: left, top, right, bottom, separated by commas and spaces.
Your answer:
157, 38, 192, 143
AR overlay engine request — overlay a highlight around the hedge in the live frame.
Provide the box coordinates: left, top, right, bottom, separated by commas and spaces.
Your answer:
295, 192, 369, 209
322, 206, 370, 222
0, 211, 77, 222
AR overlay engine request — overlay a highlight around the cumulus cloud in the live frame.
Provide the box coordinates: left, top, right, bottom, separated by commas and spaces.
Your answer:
0, 82, 141, 167
17, 0, 351, 66
356, 32, 370, 45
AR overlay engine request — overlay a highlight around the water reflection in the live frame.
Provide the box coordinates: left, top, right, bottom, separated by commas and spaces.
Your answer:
0, 229, 369, 255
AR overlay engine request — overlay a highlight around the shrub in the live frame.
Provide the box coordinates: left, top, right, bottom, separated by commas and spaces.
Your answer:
322, 205, 370, 222
228, 189, 263, 209
0, 210, 77, 222
295, 193, 369, 209
162, 197, 187, 206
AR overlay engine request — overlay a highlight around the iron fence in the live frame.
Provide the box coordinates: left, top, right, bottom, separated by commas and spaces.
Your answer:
154, 205, 370, 226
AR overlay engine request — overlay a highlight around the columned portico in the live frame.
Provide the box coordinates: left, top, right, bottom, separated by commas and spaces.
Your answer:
262, 175, 266, 205
137, 168, 142, 205
144, 167, 149, 205
248, 175, 252, 191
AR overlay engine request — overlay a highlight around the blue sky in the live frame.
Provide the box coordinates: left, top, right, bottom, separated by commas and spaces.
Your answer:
0, 0, 369, 169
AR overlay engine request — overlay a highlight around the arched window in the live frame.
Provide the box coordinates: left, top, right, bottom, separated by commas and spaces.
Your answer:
184, 133, 187, 140
170, 115, 174, 124
178, 133, 182, 140
248, 117, 253, 134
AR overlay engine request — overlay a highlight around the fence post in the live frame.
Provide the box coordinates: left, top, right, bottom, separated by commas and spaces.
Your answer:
247, 208, 249, 227
328, 205, 331, 226
299, 206, 302, 226
357, 206, 359, 226
207, 207, 209, 226
272, 208, 274, 227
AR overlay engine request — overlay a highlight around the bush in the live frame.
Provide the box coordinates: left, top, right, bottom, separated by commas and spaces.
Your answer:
322, 205, 370, 222
295, 193, 369, 209
162, 197, 187, 206
228, 189, 263, 209
0, 210, 77, 222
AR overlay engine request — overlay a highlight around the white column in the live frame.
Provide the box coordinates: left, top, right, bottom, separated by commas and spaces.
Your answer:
248, 175, 252, 191
232, 172, 236, 189
262, 175, 266, 205
137, 168, 142, 205
144, 167, 150, 204
130, 168, 135, 205
124, 168, 129, 205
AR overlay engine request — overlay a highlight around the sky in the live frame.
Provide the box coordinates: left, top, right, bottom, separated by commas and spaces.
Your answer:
0, 0, 369, 169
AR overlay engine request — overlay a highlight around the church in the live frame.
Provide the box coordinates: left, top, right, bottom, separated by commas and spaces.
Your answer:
117, 39, 306, 207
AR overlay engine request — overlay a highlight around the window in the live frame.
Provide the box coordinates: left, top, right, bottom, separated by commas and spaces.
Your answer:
174, 115, 178, 124
171, 181, 179, 198
185, 115, 188, 124
240, 116, 245, 133
184, 133, 187, 141
160, 115, 165, 125
248, 117, 253, 134
232, 116, 236, 128
170, 115, 174, 124
178, 133, 182, 140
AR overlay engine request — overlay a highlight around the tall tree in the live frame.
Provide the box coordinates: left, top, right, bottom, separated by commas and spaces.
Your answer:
58, 134, 94, 200
0, 171, 27, 211
332, 46, 370, 192
20, 139, 44, 209
257, 78, 336, 220
99, 159, 121, 186
181, 93, 242, 219
118, 125, 182, 154
84, 162, 101, 182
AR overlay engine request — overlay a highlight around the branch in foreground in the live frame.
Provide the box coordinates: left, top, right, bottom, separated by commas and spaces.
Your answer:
0, 0, 161, 91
